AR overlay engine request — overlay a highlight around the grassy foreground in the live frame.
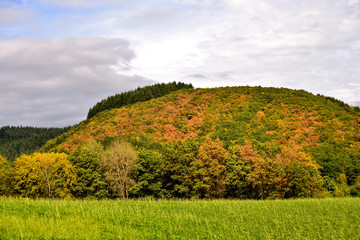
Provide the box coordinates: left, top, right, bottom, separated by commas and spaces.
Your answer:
0, 198, 359, 239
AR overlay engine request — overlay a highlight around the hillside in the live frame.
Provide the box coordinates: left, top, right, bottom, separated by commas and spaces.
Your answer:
41, 86, 360, 197
0, 126, 70, 161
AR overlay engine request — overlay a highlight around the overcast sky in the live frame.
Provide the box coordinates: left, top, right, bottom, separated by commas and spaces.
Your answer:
1, 0, 359, 127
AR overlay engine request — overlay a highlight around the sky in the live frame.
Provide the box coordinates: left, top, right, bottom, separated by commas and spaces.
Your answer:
0, 0, 360, 127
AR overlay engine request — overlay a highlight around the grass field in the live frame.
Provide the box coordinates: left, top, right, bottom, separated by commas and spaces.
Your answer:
0, 198, 359, 239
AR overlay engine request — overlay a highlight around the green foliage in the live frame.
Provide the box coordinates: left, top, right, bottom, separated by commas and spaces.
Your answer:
285, 162, 323, 198
69, 140, 109, 199
349, 183, 360, 197
163, 139, 200, 198
0, 126, 70, 161
0, 155, 13, 196
349, 176, 360, 197
309, 141, 360, 185
322, 176, 337, 196
87, 81, 193, 119
129, 148, 168, 198
224, 145, 252, 199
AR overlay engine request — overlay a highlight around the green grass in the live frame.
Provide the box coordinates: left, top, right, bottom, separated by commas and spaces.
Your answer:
0, 198, 359, 239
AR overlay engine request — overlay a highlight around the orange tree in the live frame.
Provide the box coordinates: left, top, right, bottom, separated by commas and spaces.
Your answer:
191, 137, 229, 198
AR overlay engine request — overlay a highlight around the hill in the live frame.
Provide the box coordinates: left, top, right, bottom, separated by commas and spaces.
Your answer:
40, 86, 360, 198
0, 126, 70, 161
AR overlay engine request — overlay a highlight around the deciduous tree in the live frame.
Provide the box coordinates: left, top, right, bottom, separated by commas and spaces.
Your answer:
0, 154, 12, 196
129, 148, 168, 198
69, 139, 109, 199
225, 145, 252, 198
101, 141, 138, 199
192, 137, 229, 198
13, 153, 76, 198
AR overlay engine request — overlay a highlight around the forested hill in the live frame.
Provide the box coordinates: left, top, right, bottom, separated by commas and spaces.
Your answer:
87, 81, 193, 119
0, 126, 70, 161
42, 86, 360, 195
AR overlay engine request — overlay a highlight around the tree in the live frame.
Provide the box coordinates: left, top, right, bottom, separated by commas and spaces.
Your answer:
129, 148, 168, 198
280, 145, 323, 198
163, 140, 199, 198
191, 137, 229, 198
285, 161, 323, 198
101, 140, 138, 199
244, 142, 324, 199
69, 140, 109, 199
247, 157, 285, 199
225, 145, 252, 198
0, 154, 12, 196
87, 82, 193, 119
13, 153, 77, 198
236, 141, 268, 198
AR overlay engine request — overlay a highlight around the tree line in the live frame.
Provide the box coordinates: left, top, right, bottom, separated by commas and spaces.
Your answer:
36, 85, 360, 200
1, 136, 359, 199
87, 82, 194, 119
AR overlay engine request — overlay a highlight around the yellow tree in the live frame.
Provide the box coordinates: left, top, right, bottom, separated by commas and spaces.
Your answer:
101, 141, 138, 199
14, 153, 77, 198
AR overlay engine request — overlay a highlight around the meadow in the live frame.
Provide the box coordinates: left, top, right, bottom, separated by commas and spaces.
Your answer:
0, 198, 359, 239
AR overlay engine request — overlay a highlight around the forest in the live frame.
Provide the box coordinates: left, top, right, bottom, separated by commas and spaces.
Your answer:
1, 84, 360, 199
0, 126, 70, 161
87, 81, 193, 119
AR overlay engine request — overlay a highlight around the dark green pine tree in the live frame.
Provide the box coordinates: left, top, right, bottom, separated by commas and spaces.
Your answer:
86, 82, 194, 119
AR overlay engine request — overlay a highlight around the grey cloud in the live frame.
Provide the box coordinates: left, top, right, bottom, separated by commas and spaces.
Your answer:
0, 8, 34, 26
0, 38, 154, 127
216, 71, 232, 79
187, 73, 207, 79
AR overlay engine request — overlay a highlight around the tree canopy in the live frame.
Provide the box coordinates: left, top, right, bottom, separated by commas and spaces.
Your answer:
13, 153, 76, 198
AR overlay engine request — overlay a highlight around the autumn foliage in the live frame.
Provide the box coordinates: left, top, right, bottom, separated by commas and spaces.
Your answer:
13, 153, 77, 198
2, 86, 359, 199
